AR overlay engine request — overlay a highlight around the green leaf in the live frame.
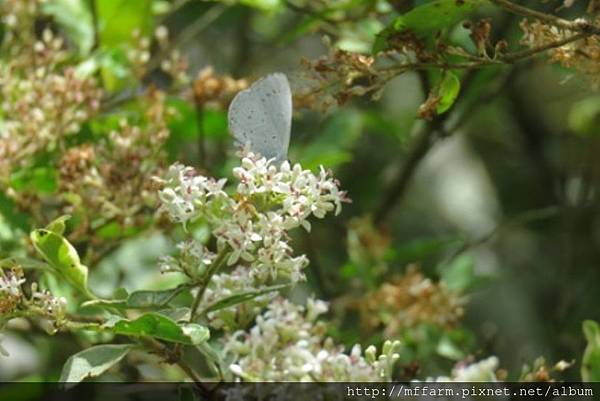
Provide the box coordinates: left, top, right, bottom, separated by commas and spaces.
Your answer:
81, 286, 190, 310
0, 257, 50, 271
59, 344, 133, 387
96, 0, 154, 49
201, 284, 288, 316
9, 167, 58, 194
43, 0, 95, 55
126, 285, 191, 308
0, 191, 29, 232
374, 0, 486, 53
436, 334, 465, 361
393, 0, 486, 36
440, 253, 475, 292
299, 109, 364, 170
582, 320, 600, 381
240, 0, 281, 12
104, 313, 209, 345
81, 298, 127, 309
436, 71, 461, 114
30, 227, 93, 299
568, 96, 600, 137
45, 215, 71, 236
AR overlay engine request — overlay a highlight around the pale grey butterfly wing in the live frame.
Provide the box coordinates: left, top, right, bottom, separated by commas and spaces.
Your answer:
228, 73, 292, 162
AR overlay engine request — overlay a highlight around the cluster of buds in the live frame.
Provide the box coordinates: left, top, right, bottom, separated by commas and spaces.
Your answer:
520, 18, 600, 87
519, 356, 573, 382
158, 240, 216, 277
0, 266, 66, 325
128, 27, 189, 85
427, 356, 500, 382
224, 298, 401, 381
192, 67, 248, 109
0, 268, 26, 315
298, 41, 382, 111
358, 265, 465, 337
202, 266, 277, 331
0, 29, 101, 180
0, 0, 47, 51
58, 90, 170, 234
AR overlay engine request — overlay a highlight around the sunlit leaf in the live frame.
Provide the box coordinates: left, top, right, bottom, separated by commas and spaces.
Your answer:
45, 215, 71, 236
30, 220, 93, 298
59, 344, 133, 387
374, 0, 486, 53
96, 0, 154, 48
436, 71, 461, 114
393, 0, 486, 35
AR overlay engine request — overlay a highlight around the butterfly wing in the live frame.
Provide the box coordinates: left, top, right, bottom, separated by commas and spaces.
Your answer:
228, 73, 292, 162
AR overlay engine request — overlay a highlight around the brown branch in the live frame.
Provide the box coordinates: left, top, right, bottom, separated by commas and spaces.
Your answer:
373, 121, 439, 225
374, 70, 479, 225
490, 0, 600, 34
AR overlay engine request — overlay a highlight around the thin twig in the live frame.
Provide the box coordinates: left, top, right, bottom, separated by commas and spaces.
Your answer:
490, 0, 600, 34
189, 249, 229, 322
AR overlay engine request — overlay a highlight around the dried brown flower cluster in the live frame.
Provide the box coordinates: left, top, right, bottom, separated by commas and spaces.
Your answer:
192, 67, 248, 109
520, 18, 600, 86
0, 0, 47, 53
0, 30, 102, 179
299, 45, 384, 111
0, 267, 24, 315
519, 357, 573, 382
358, 265, 465, 336
59, 90, 170, 235
347, 216, 390, 274
128, 27, 189, 85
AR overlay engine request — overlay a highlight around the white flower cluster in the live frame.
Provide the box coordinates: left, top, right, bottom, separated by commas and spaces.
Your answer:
233, 155, 344, 231
427, 356, 499, 382
224, 298, 400, 382
158, 240, 216, 278
0, 273, 25, 297
201, 266, 276, 331
157, 163, 228, 226
0, 269, 66, 323
30, 283, 67, 323
157, 154, 346, 284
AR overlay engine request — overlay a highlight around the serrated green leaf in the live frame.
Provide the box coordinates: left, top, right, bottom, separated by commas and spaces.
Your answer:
59, 344, 133, 387
104, 313, 209, 345
201, 284, 288, 315
437, 71, 461, 114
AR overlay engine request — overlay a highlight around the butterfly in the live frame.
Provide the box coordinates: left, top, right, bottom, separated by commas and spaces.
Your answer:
228, 73, 292, 164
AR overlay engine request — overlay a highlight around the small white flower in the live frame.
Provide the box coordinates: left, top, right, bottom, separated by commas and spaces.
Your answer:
0, 274, 25, 297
